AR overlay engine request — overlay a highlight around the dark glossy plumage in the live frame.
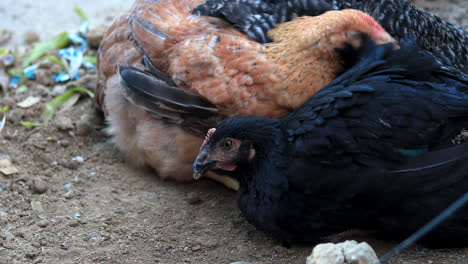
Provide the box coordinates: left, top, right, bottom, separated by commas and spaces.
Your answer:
194, 39, 468, 246
194, 0, 468, 73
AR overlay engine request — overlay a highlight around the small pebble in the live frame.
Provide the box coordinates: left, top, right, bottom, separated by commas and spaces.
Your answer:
32, 179, 48, 194
54, 116, 74, 131
37, 220, 49, 228
74, 211, 83, 220
8, 109, 24, 124
33, 153, 53, 167
25, 251, 38, 259
0, 157, 18, 175
50, 85, 66, 96
2, 240, 14, 249
59, 139, 70, 147
0, 29, 12, 45
3, 133, 16, 140
71, 156, 84, 163
306, 240, 378, 264
31, 200, 44, 212
0, 54, 15, 68
24, 31, 40, 44
34, 84, 50, 97
73, 175, 82, 183
61, 160, 80, 170
185, 192, 203, 205
191, 245, 201, 252
76, 117, 93, 136
64, 182, 73, 192
60, 242, 70, 250
113, 208, 124, 214
64, 190, 74, 199
31, 242, 41, 248
1, 96, 15, 107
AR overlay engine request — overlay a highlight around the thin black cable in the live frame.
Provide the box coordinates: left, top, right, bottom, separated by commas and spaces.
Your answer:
378, 192, 468, 263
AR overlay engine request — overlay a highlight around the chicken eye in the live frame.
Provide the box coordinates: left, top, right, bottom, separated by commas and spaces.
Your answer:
221, 139, 233, 151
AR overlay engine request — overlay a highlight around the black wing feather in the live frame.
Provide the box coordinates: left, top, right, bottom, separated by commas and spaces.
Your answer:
283, 38, 468, 191
119, 61, 224, 135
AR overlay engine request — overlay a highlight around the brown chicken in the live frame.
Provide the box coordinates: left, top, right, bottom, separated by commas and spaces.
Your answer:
96, 0, 394, 184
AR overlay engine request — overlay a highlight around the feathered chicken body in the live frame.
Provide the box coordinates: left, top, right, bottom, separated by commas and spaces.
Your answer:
96, 0, 393, 180
197, 0, 468, 73
194, 38, 468, 246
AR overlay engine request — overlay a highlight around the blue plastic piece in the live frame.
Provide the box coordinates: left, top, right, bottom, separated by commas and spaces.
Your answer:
24, 64, 39, 79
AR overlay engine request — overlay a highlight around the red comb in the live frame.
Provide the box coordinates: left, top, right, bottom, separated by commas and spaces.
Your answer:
200, 128, 216, 150
363, 14, 386, 35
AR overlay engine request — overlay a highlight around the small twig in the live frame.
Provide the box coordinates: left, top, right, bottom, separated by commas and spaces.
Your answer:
21, 127, 40, 142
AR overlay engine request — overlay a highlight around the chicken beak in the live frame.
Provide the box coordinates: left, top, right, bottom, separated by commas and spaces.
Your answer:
193, 163, 240, 191
192, 159, 217, 180
193, 150, 240, 191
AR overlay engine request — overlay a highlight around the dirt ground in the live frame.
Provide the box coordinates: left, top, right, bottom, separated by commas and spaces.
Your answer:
0, 0, 467, 263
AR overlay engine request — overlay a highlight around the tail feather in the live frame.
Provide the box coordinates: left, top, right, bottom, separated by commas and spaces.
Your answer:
374, 142, 468, 247
142, 56, 177, 86
386, 142, 468, 193
119, 65, 218, 114
118, 62, 223, 135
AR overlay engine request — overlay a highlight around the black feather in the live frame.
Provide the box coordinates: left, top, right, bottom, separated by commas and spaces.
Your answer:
119, 65, 218, 114
118, 63, 224, 135
193, 0, 467, 73
199, 38, 468, 247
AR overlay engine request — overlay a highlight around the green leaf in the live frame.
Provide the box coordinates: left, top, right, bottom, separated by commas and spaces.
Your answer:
16, 85, 28, 94
7, 68, 26, 78
83, 55, 97, 65
20, 122, 40, 127
22, 32, 70, 68
0, 106, 9, 113
39, 55, 65, 68
0, 49, 9, 55
42, 87, 94, 121
6, 69, 27, 87
74, 7, 90, 23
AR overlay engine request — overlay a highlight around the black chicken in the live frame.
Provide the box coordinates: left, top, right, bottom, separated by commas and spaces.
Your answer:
193, 38, 468, 247
194, 0, 468, 73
